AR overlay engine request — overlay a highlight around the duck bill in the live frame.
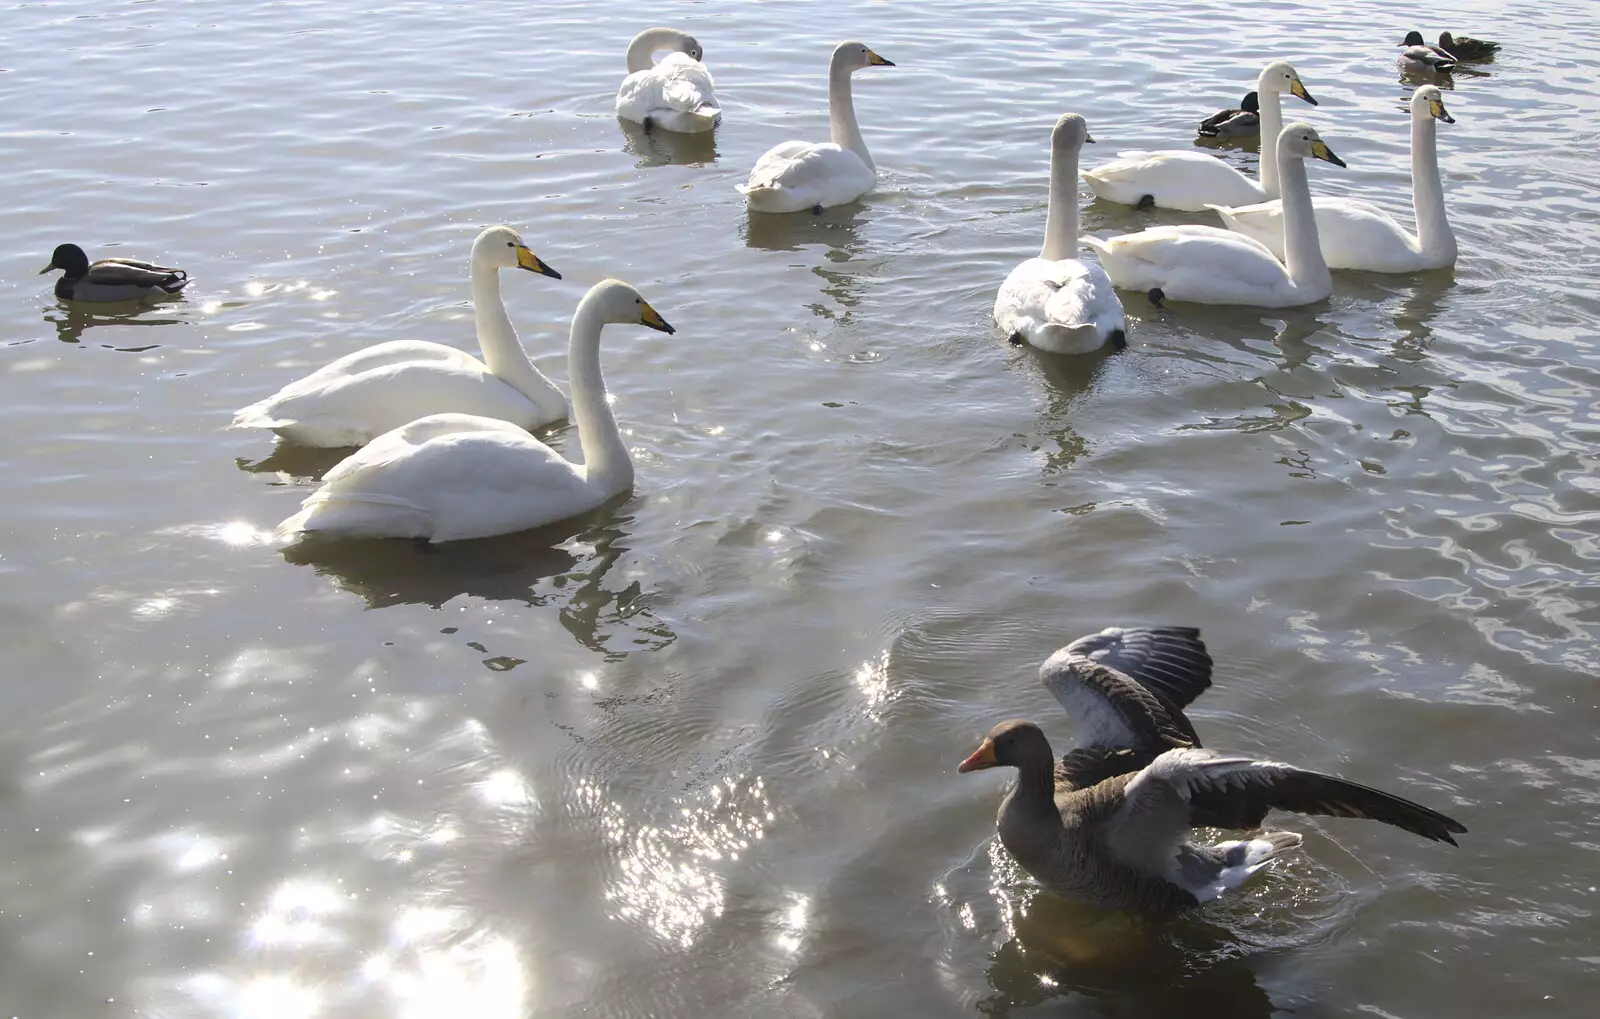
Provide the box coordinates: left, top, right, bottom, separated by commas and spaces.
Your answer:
515, 246, 561, 279
639, 301, 675, 335
1430, 99, 1456, 124
957, 739, 997, 773
1290, 79, 1318, 106
865, 49, 894, 67
1311, 140, 1347, 168
37, 261, 56, 275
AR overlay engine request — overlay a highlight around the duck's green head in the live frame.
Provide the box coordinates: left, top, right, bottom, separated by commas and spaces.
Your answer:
40, 243, 89, 277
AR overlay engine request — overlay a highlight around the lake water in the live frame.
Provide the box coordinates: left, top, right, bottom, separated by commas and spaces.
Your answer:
4, 0, 1600, 1016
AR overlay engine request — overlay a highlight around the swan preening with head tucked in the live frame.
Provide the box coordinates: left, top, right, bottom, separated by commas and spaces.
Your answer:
277, 280, 675, 544
233, 226, 567, 449
1081, 60, 1317, 211
1084, 122, 1347, 308
958, 627, 1466, 912
1209, 85, 1457, 273
737, 41, 895, 214
615, 27, 722, 134
993, 113, 1126, 354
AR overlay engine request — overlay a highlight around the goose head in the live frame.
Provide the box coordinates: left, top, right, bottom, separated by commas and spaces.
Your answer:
1260, 60, 1317, 105
586, 279, 676, 334
958, 720, 1055, 774
832, 41, 895, 73
471, 225, 561, 279
39, 243, 91, 278
1412, 84, 1455, 124
1278, 122, 1347, 168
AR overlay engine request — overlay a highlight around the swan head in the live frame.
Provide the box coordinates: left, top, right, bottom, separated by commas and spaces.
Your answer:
1412, 85, 1455, 124
1260, 60, 1317, 106
39, 243, 90, 277
585, 279, 676, 335
471, 225, 561, 279
832, 41, 895, 73
669, 30, 705, 62
1051, 112, 1094, 151
1278, 122, 1347, 169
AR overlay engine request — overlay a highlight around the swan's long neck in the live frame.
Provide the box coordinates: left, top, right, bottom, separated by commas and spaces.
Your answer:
471, 261, 564, 418
567, 297, 632, 493
1411, 112, 1455, 260
625, 29, 678, 73
828, 62, 872, 172
1040, 136, 1081, 261
1276, 150, 1331, 296
1256, 76, 1286, 197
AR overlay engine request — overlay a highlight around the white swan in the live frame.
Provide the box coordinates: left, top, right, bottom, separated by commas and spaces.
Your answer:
234, 226, 566, 448
994, 113, 1126, 354
276, 280, 674, 543
1208, 86, 1457, 273
737, 41, 895, 214
1083, 123, 1347, 308
1081, 60, 1318, 211
614, 27, 722, 134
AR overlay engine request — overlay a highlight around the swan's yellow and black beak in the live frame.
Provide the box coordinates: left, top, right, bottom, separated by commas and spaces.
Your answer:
1430, 97, 1455, 124
1084, 132, 1096, 143
865, 48, 894, 67
1290, 78, 1318, 106
38, 259, 56, 275
1311, 139, 1347, 168
515, 245, 562, 279
957, 739, 998, 773
639, 300, 675, 335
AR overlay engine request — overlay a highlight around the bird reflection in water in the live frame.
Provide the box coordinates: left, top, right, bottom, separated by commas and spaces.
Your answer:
281, 504, 673, 657
43, 302, 184, 348
617, 119, 719, 168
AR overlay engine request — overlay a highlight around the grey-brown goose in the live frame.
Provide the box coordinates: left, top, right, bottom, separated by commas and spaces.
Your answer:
959, 627, 1466, 913
40, 243, 191, 302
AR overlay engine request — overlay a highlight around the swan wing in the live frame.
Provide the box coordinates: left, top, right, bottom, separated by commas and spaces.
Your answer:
617, 54, 720, 122
1082, 151, 1265, 211
1093, 225, 1289, 291
996, 257, 1125, 352
1212, 198, 1421, 268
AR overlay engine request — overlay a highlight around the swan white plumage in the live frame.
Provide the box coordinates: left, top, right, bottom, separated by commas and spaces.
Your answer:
615, 27, 722, 134
994, 113, 1126, 354
1083, 123, 1347, 308
233, 226, 566, 448
738, 41, 895, 213
276, 280, 675, 543
1081, 60, 1318, 211
1208, 86, 1457, 273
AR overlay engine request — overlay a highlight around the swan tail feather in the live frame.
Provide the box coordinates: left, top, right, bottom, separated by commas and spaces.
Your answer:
277, 491, 432, 541
232, 401, 291, 430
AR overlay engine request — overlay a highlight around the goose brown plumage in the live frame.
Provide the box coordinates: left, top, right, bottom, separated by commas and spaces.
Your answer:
959, 626, 1466, 912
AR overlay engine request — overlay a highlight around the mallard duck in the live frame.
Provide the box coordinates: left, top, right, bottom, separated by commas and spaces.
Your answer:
958, 626, 1466, 913
737, 41, 895, 214
39, 243, 190, 302
615, 27, 721, 134
1438, 31, 1500, 60
1398, 31, 1458, 72
277, 280, 675, 543
1197, 91, 1260, 138
993, 113, 1125, 354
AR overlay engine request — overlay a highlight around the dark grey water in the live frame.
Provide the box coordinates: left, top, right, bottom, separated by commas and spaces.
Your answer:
3, 0, 1599, 1016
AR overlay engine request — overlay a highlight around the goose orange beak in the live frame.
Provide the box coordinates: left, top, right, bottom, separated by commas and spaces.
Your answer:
958, 739, 997, 773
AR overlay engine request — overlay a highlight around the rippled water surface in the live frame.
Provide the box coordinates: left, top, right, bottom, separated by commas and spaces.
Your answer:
4, 0, 1600, 1015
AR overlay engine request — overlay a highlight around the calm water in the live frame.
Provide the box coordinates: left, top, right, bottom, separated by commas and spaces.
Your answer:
4, 0, 1600, 1015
